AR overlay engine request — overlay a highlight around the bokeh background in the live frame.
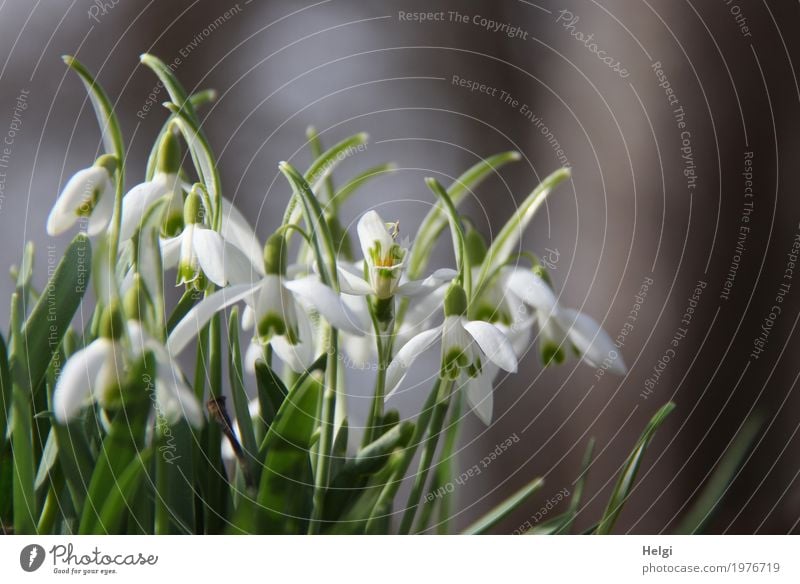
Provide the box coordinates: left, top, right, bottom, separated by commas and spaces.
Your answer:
1, 0, 799, 534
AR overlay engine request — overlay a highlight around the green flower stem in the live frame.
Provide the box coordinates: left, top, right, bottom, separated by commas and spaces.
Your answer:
308, 330, 339, 534
361, 379, 441, 532
398, 379, 452, 535
362, 306, 395, 447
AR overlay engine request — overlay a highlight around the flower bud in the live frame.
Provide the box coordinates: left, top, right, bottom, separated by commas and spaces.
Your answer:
183, 189, 204, 226
263, 233, 288, 276
443, 283, 468, 317
99, 301, 125, 341
123, 274, 149, 322
156, 126, 182, 175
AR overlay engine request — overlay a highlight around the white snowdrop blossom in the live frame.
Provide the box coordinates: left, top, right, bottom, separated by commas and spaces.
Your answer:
159, 190, 258, 290
46, 155, 116, 237
337, 211, 456, 300
503, 268, 627, 374
52, 309, 203, 428
120, 127, 186, 241
168, 232, 366, 372
386, 284, 518, 424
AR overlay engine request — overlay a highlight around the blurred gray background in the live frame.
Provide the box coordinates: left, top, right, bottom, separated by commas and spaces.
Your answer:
1, 0, 799, 533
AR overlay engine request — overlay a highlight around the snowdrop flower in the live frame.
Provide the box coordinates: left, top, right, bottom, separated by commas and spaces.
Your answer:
502, 268, 627, 374
53, 293, 203, 427
120, 129, 184, 241
160, 189, 258, 290
46, 154, 116, 237
337, 211, 456, 335
386, 283, 518, 424
168, 232, 365, 369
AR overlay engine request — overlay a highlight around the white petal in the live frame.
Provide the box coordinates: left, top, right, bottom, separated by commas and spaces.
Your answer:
119, 175, 169, 241
558, 308, 627, 374
463, 320, 518, 373
271, 307, 316, 373
167, 282, 260, 355
160, 235, 182, 270
505, 269, 558, 313
336, 264, 372, 296
192, 228, 227, 286
396, 268, 458, 297
220, 197, 264, 274
86, 178, 115, 236
244, 340, 262, 374
357, 210, 394, 263
47, 167, 109, 236
465, 365, 498, 425
241, 305, 255, 331
385, 326, 442, 395
53, 339, 111, 423
283, 276, 365, 335
156, 365, 204, 428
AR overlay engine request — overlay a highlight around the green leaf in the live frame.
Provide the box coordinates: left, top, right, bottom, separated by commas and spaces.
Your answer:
254, 358, 290, 441
675, 414, 762, 534
93, 450, 153, 535
330, 163, 396, 211
51, 419, 94, 511
62, 55, 124, 161
9, 292, 36, 534
473, 167, 571, 300
34, 429, 58, 491
424, 177, 470, 298
21, 234, 91, 395
167, 289, 199, 335
146, 89, 217, 180
78, 358, 152, 534
0, 334, 11, 453
278, 161, 339, 288
252, 377, 322, 533
14, 241, 35, 293
140, 53, 199, 124
528, 438, 595, 535
408, 151, 521, 280
163, 103, 221, 228
462, 477, 545, 535
283, 133, 370, 226
595, 402, 676, 535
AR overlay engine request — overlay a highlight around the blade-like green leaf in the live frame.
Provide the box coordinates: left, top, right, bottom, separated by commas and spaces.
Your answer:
0, 334, 10, 453
21, 234, 91, 395
62, 55, 124, 161
282, 133, 370, 226
278, 161, 339, 288
463, 477, 545, 535
595, 402, 676, 535
251, 377, 322, 533
92, 450, 153, 535
675, 414, 762, 534
408, 151, 521, 280
146, 89, 217, 180
330, 163, 396, 211
163, 103, 221, 228
34, 429, 58, 491
424, 177, 470, 298
253, 358, 290, 441
10, 292, 36, 534
528, 438, 595, 535
140, 53, 199, 124
473, 167, 571, 300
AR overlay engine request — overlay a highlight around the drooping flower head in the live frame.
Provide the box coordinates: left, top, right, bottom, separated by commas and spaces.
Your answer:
120, 126, 185, 241
47, 154, 117, 237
